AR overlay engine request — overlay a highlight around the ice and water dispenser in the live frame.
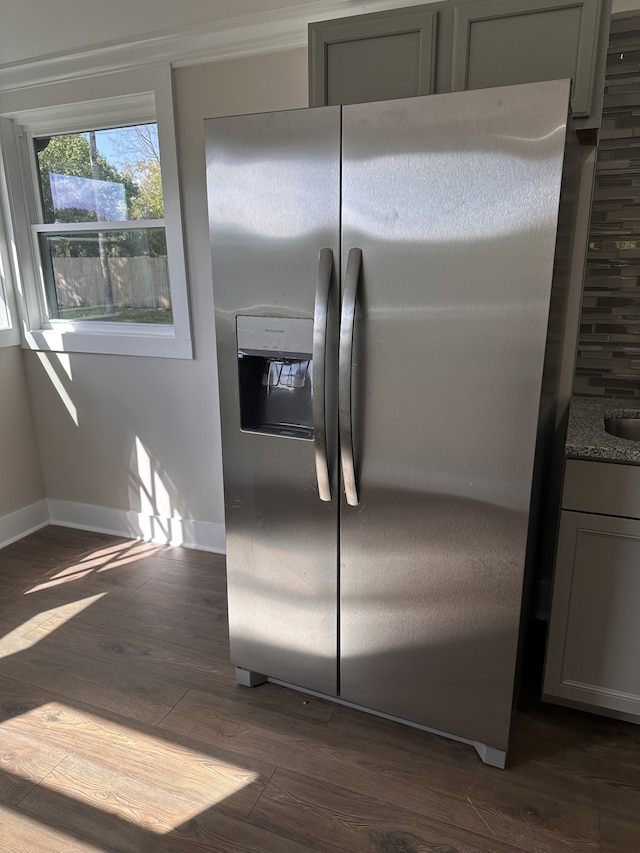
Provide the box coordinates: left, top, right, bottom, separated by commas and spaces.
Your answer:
236, 315, 314, 440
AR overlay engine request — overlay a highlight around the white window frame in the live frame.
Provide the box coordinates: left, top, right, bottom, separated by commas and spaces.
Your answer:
0, 65, 192, 359
0, 141, 20, 347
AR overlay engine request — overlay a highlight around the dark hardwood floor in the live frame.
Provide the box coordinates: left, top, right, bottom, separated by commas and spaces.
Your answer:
0, 526, 637, 852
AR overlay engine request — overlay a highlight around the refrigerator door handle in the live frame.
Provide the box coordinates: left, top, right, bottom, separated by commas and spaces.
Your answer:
339, 247, 361, 507
313, 248, 333, 502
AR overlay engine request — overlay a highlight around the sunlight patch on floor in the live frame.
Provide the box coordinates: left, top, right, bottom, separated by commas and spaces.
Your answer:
0, 804, 103, 852
24, 541, 164, 594
0, 594, 106, 658
2, 702, 260, 835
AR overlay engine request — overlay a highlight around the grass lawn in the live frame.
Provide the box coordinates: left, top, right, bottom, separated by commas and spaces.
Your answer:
58, 306, 173, 324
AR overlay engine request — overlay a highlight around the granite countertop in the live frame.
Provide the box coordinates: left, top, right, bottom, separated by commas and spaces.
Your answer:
565, 396, 640, 464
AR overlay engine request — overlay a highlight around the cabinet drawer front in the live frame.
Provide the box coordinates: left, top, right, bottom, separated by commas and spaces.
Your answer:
563, 459, 640, 519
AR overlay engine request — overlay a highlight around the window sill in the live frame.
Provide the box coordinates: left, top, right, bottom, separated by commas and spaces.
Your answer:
23, 326, 193, 359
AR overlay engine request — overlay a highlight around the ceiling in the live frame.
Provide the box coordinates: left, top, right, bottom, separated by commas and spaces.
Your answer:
0, 0, 635, 73
0, 1, 425, 67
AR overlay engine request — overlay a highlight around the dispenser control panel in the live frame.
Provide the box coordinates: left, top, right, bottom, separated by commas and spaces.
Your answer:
236, 315, 313, 357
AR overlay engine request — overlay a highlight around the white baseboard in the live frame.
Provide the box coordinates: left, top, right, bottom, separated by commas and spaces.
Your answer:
0, 500, 50, 548
47, 500, 226, 553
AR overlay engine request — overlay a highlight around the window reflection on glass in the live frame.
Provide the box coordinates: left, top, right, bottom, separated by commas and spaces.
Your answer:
49, 173, 128, 221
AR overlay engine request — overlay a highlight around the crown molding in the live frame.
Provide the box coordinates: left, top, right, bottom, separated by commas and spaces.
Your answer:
612, 1, 640, 13
0, 0, 429, 94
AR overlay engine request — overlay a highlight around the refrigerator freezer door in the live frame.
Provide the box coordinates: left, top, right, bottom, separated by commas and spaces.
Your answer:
206, 107, 341, 695
338, 81, 571, 749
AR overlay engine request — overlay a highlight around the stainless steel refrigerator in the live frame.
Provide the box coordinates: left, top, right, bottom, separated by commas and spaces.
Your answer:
205, 79, 575, 767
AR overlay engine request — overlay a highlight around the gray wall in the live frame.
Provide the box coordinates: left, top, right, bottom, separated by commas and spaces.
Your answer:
22, 48, 308, 530
0, 346, 45, 517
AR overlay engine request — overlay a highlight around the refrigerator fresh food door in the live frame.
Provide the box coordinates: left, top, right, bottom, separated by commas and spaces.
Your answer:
338, 81, 571, 750
206, 106, 341, 695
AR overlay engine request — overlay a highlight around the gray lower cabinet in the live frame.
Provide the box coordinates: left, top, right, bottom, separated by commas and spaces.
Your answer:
543, 461, 640, 722
309, 0, 611, 128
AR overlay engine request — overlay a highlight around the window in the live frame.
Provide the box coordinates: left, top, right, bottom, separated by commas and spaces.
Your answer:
0, 148, 20, 347
34, 123, 172, 326
0, 209, 13, 332
0, 66, 191, 358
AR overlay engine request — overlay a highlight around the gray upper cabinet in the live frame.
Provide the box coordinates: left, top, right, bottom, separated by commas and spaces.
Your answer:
452, 0, 604, 118
309, 0, 611, 127
308, 6, 438, 107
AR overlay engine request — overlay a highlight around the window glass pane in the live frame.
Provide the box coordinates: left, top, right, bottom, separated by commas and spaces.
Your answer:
34, 124, 163, 224
38, 228, 172, 324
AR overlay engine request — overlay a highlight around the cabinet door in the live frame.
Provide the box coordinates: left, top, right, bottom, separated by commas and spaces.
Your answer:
451, 0, 606, 118
308, 7, 438, 107
544, 510, 640, 720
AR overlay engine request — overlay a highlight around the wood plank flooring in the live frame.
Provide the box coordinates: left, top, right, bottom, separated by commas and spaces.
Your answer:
0, 526, 637, 852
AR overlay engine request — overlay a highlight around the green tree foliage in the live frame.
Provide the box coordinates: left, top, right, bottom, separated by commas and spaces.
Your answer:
125, 157, 165, 256
126, 159, 164, 219
120, 125, 165, 257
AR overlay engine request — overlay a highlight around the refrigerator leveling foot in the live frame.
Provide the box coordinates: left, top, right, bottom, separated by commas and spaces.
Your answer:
235, 666, 268, 687
473, 742, 506, 769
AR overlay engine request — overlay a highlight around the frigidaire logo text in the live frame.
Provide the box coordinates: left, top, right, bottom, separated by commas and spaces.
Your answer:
265, 328, 285, 334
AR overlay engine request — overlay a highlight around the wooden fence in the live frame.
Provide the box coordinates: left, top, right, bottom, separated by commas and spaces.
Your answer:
52, 257, 170, 309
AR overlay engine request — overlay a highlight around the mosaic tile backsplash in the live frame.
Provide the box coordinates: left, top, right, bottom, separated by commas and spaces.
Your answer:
574, 13, 640, 399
